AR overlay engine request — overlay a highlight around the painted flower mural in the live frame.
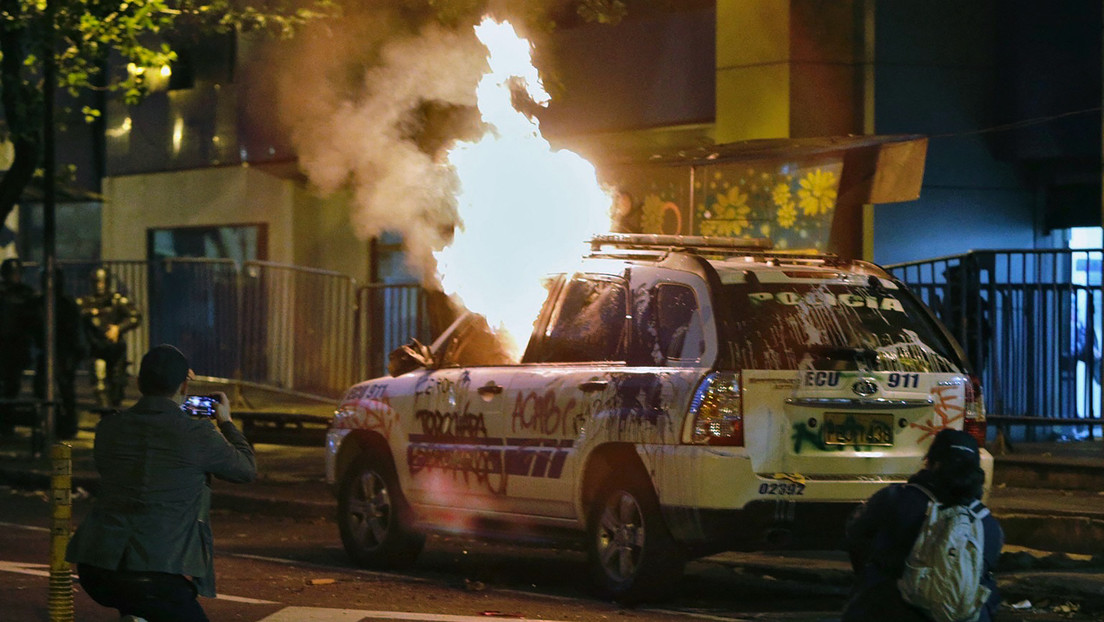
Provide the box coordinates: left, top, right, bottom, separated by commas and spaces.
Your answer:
641, 194, 683, 235
773, 181, 797, 228
612, 157, 843, 250
798, 168, 838, 217
691, 160, 843, 250
698, 185, 751, 236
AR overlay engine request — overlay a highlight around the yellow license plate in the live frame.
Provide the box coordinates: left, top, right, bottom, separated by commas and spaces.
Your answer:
823, 412, 894, 446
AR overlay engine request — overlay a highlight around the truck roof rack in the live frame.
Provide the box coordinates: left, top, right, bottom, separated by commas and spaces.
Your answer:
587, 233, 862, 269
589, 234, 773, 253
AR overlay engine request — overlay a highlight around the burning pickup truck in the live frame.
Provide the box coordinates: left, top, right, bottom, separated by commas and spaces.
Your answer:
324, 233, 990, 603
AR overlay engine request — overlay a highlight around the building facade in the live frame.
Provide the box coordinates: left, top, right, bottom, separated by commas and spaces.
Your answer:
6, 0, 1100, 276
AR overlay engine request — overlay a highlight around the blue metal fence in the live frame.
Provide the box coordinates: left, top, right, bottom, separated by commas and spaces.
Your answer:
888, 250, 1103, 438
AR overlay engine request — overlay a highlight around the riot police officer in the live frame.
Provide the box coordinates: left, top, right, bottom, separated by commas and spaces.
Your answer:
34, 269, 88, 439
0, 258, 37, 433
78, 268, 141, 408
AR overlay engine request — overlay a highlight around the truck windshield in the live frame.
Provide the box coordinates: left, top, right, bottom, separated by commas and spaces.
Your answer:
723, 282, 962, 372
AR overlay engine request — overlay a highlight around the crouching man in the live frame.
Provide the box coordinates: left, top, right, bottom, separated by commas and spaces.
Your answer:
67, 344, 256, 622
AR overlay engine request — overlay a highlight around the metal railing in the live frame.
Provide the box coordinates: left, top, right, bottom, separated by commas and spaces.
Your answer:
239, 261, 359, 397
888, 249, 1103, 437
26, 258, 432, 402
357, 283, 432, 380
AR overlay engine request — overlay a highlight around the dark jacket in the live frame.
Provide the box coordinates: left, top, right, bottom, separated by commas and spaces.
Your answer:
66, 396, 256, 597
0, 280, 37, 357
33, 291, 88, 361
842, 469, 1003, 622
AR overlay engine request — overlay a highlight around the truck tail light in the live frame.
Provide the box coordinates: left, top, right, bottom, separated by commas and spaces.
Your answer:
689, 372, 743, 446
962, 375, 987, 447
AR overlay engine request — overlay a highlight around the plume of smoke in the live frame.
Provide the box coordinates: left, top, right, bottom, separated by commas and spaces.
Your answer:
272, 8, 488, 282
268, 5, 614, 351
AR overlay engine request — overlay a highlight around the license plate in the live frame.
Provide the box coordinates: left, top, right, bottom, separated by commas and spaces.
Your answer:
823, 412, 894, 446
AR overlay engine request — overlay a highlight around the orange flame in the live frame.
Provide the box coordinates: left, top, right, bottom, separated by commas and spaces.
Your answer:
435, 18, 612, 359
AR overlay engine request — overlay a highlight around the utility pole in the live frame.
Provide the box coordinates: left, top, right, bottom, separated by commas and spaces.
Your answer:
43, 0, 72, 619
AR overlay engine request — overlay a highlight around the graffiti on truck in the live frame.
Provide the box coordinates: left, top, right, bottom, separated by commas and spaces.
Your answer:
406, 395, 575, 495
333, 383, 397, 439
545, 373, 682, 444
910, 382, 966, 442
415, 408, 488, 439
512, 389, 579, 437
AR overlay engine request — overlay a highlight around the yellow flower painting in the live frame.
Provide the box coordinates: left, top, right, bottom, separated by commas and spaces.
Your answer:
699, 186, 751, 236
797, 168, 838, 217
772, 182, 797, 228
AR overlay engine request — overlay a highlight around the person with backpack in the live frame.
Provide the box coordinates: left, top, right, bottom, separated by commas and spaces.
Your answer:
842, 428, 1003, 622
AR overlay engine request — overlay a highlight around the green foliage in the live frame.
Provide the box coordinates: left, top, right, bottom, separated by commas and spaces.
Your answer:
1, 0, 337, 114
575, 0, 626, 25
80, 104, 99, 123
0, 0, 336, 220
0, 0, 617, 133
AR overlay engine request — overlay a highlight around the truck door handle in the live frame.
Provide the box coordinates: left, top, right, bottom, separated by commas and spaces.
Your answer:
579, 380, 609, 392
477, 382, 504, 396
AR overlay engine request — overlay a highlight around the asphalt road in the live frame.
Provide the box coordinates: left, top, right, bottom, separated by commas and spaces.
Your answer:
0, 487, 1099, 622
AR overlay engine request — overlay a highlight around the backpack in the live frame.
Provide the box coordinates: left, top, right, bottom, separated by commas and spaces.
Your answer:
898, 484, 991, 622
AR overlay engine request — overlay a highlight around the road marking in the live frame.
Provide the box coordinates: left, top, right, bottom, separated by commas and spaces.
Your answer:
0, 560, 276, 604
0, 560, 50, 577
643, 610, 752, 622
217, 593, 279, 605
0, 521, 49, 532
258, 607, 573, 622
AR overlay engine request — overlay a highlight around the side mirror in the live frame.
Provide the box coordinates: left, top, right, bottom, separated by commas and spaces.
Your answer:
388, 338, 434, 377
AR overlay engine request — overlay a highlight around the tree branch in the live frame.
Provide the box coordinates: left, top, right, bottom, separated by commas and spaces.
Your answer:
0, 0, 42, 227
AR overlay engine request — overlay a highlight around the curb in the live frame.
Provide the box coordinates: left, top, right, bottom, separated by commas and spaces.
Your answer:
999, 573, 1104, 615
994, 460, 1104, 493
0, 468, 83, 495
995, 512, 1104, 558
0, 467, 334, 520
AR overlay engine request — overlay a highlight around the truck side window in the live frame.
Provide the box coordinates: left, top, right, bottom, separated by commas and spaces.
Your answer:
656, 284, 703, 363
533, 277, 627, 363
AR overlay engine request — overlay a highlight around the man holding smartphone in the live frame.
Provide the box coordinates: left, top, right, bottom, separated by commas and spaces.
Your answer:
66, 343, 256, 622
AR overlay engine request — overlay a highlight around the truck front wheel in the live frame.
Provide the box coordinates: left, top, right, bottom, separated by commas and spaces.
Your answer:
338, 452, 425, 569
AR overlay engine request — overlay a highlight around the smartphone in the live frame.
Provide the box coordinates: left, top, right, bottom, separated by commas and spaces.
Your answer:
183, 394, 219, 418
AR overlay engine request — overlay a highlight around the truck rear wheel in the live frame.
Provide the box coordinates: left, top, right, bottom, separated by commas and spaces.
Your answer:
586, 472, 685, 604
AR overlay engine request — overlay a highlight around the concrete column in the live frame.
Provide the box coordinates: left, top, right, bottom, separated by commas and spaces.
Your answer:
715, 0, 863, 143
860, 0, 876, 261
715, 0, 792, 142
